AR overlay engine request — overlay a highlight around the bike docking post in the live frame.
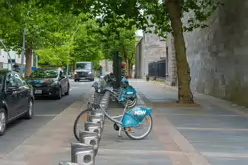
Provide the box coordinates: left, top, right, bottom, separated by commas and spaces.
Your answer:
79, 131, 99, 156
91, 111, 104, 118
71, 143, 95, 165
59, 162, 79, 165
84, 122, 102, 139
88, 114, 104, 129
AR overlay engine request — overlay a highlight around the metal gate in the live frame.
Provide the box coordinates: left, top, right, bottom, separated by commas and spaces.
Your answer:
148, 59, 166, 78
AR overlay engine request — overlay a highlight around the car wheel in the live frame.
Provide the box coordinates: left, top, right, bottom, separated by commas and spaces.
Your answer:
24, 99, 34, 119
0, 108, 7, 136
56, 87, 62, 99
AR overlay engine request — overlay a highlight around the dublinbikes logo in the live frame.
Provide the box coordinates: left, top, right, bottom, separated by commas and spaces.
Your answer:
133, 108, 146, 116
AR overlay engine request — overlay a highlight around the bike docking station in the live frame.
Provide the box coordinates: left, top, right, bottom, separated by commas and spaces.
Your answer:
79, 131, 99, 155
59, 90, 110, 165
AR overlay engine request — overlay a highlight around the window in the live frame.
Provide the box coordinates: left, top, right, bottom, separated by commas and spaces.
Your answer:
30, 69, 58, 78
6, 73, 18, 88
75, 63, 91, 70
59, 71, 65, 79
14, 73, 26, 87
0, 75, 4, 89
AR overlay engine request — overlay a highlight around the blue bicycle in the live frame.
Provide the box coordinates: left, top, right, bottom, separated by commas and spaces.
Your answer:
93, 76, 138, 108
73, 92, 153, 141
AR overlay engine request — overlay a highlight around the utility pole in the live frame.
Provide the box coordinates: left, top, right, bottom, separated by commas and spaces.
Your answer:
20, 28, 26, 76
35, 54, 38, 68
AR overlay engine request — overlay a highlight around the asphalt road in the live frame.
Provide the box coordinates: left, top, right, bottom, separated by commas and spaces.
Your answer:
0, 79, 93, 156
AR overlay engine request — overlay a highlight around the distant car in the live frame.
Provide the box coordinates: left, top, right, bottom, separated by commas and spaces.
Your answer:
27, 68, 70, 99
74, 62, 94, 82
0, 70, 34, 136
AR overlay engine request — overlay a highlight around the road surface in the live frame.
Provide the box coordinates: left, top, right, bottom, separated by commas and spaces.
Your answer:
0, 79, 93, 156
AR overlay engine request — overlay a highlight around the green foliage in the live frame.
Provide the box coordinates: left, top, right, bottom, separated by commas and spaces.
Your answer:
46, 0, 221, 38
0, 0, 137, 70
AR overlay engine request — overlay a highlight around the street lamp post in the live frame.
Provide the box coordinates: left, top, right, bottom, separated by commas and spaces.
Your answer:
20, 28, 26, 76
0, 40, 13, 70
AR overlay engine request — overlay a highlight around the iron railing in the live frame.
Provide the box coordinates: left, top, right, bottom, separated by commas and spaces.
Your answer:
148, 59, 166, 78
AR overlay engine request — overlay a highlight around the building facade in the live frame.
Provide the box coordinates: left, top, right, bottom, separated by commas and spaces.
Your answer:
100, 59, 113, 75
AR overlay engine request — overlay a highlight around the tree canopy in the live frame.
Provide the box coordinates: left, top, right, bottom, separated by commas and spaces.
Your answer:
0, 0, 222, 103
0, 0, 137, 76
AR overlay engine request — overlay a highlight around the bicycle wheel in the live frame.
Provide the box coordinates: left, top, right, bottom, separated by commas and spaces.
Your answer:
124, 114, 153, 140
73, 109, 93, 141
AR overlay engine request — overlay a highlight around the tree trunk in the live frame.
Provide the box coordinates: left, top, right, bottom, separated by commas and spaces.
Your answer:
72, 61, 75, 73
128, 60, 132, 78
25, 48, 33, 77
123, 51, 129, 77
166, 0, 194, 104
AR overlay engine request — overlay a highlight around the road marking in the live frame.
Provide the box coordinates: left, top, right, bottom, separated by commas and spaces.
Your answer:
35, 114, 58, 117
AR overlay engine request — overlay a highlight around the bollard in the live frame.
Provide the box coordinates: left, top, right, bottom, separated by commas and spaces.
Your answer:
79, 131, 99, 155
85, 122, 102, 138
59, 162, 79, 165
71, 143, 95, 165
88, 115, 104, 128
91, 111, 104, 118
75, 151, 94, 165
101, 99, 108, 104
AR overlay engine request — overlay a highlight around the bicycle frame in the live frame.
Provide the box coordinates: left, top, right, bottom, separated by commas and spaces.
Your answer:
97, 102, 128, 126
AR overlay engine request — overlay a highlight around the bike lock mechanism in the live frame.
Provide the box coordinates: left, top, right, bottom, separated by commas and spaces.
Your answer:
79, 131, 99, 156
71, 143, 95, 165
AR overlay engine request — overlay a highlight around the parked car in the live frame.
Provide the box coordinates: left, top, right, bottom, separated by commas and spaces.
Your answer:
0, 70, 34, 136
27, 67, 70, 99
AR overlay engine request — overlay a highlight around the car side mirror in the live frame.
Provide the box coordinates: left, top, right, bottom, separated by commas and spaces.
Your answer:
60, 76, 65, 80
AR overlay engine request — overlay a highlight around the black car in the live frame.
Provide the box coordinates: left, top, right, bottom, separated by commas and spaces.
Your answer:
27, 68, 70, 99
0, 70, 34, 136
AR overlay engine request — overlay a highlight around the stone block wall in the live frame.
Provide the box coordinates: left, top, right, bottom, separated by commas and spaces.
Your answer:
143, 33, 167, 76
166, 35, 177, 86
183, 0, 248, 105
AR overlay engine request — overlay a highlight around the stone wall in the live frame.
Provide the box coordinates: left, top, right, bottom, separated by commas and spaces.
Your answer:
183, 0, 248, 105
166, 35, 177, 86
143, 33, 167, 76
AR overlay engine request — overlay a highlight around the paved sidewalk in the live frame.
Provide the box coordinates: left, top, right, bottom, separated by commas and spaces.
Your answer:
0, 89, 94, 165
1, 79, 248, 165
96, 79, 248, 165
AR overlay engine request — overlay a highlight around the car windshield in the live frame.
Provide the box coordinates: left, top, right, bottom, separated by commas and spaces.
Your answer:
76, 63, 91, 70
30, 69, 58, 78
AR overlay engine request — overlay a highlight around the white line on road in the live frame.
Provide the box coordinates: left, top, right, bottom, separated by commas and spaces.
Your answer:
35, 114, 58, 117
